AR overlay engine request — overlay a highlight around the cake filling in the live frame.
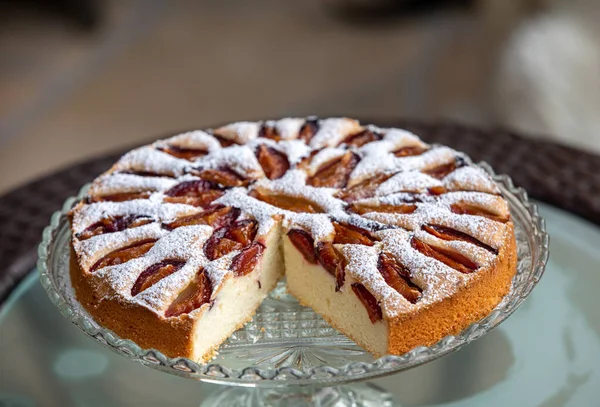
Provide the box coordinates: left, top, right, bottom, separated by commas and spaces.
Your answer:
284, 236, 388, 356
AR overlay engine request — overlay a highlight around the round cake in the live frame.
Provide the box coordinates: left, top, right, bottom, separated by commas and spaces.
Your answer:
69, 117, 517, 362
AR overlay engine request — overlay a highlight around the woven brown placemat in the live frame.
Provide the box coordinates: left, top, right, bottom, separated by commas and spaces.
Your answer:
1, 120, 598, 305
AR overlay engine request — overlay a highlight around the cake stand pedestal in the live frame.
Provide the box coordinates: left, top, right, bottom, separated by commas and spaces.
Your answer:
200, 383, 392, 407
38, 165, 548, 406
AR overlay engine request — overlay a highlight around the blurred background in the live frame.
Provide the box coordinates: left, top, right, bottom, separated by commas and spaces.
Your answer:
1, 0, 599, 194
2, 3, 600, 406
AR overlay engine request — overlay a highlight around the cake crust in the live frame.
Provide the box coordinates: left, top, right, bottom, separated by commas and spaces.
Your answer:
70, 246, 195, 358
386, 222, 517, 355
68, 117, 518, 362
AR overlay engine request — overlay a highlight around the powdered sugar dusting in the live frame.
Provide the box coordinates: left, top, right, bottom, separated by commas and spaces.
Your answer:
74, 222, 167, 270
215, 171, 342, 240
341, 244, 409, 316
203, 254, 236, 297
157, 130, 221, 153
273, 118, 305, 140
114, 147, 190, 177
136, 258, 202, 312
72, 117, 514, 320
362, 211, 420, 231
423, 208, 508, 249
309, 118, 361, 149
131, 226, 213, 311
349, 146, 456, 185
197, 145, 264, 179
382, 128, 425, 146
289, 213, 335, 241
258, 170, 347, 218
306, 147, 347, 175
376, 171, 442, 195
376, 229, 467, 306
251, 138, 311, 166
444, 166, 500, 194
72, 200, 199, 234
413, 229, 494, 265
439, 191, 509, 218
95, 226, 216, 312
357, 128, 426, 157
214, 121, 260, 144
215, 188, 278, 236
276, 140, 311, 165
90, 173, 178, 196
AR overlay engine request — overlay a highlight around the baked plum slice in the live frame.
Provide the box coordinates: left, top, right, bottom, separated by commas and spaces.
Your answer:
211, 133, 239, 148
411, 237, 478, 274
343, 129, 382, 147
165, 270, 213, 317
332, 222, 378, 246
76, 215, 152, 240
335, 173, 392, 203
423, 157, 466, 180
450, 202, 510, 223
231, 242, 265, 277
249, 189, 324, 213
287, 229, 318, 264
204, 219, 258, 260
393, 145, 428, 157
422, 224, 498, 254
90, 239, 157, 272
347, 202, 417, 215
258, 124, 281, 141
352, 283, 383, 323
131, 260, 185, 296
195, 167, 248, 187
91, 191, 152, 203
158, 145, 208, 161
256, 144, 289, 180
165, 206, 240, 230
377, 252, 421, 304
298, 118, 319, 143
164, 180, 224, 207
315, 242, 346, 291
307, 151, 360, 188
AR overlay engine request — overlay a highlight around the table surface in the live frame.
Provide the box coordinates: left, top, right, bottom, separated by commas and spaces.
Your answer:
1, 203, 599, 407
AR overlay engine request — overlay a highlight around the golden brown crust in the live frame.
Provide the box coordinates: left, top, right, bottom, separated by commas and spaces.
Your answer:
71, 244, 272, 362
67, 117, 519, 361
387, 221, 517, 355
70, 246, 195, 359
288, 223, 517, 357
71, 221, 517, 360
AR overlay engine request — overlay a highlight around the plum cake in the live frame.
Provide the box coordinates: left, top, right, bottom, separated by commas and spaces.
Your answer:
69, 117, 517, 362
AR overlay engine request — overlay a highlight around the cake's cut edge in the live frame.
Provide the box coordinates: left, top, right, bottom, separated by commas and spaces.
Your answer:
66, 117, 521, 363
283, 236, 389, 357
189, 222, 284, 361
284, 222, 517, 357
69, 222, 285, 362
70, 245, 195, 358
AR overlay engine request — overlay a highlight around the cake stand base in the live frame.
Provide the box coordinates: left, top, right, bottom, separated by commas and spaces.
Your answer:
200, 383, 394, 407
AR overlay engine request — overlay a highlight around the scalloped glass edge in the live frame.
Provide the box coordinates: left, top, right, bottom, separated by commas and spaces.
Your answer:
38, 162, 549, 388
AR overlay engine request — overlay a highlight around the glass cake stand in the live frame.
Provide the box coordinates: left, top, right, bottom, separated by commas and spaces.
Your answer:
38, 164, 549, 407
